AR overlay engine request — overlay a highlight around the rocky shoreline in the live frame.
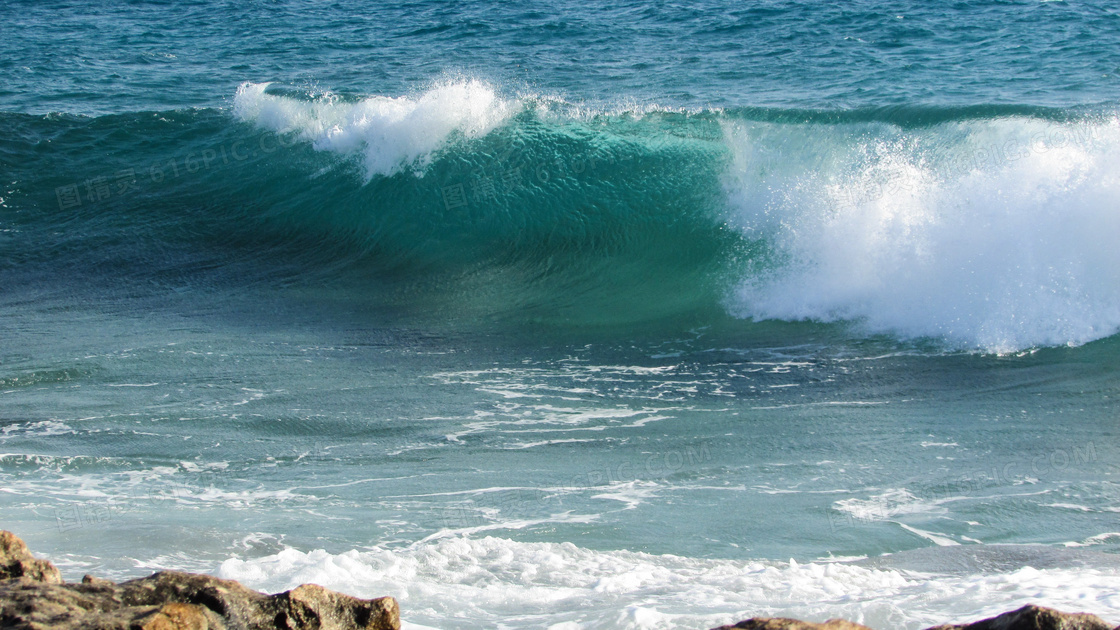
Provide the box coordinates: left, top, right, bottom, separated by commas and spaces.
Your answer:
2, 530, 1116, 630
0, 530, 398, 630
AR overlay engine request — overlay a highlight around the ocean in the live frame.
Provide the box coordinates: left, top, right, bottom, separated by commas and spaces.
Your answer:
1, 1, 1119, 628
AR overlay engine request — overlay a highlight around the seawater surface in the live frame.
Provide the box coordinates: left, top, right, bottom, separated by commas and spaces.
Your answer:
2, 1, 1119, 628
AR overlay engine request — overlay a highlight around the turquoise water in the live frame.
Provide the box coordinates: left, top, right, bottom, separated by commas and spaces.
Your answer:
2, 1, 1120, 628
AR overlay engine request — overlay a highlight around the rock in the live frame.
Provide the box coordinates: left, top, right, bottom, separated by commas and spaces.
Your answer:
0, 530, 399, 630
0, 576, 208, 630
134, 602, 219, 630
712, 619, 874, 630
115, 571, 400, 630
712, 606, 1120, 630
81, 573, 116, 588
116, 570, 275, 626
0, 530, 63, 584
923, 604, 1117, 630
281, 584, 399, 630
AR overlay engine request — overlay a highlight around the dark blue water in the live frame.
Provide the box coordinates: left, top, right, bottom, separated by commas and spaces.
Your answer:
4, 0, 1120, 115
2, 1, 1119, 628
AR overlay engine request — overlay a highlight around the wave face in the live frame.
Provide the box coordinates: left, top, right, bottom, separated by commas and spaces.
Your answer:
4, 81, 1120, 350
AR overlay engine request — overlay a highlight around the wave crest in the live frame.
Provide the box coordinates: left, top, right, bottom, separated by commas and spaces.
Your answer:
233, 80, 520, 177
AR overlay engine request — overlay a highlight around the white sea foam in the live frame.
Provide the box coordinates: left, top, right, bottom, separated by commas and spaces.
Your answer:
590, 480, 661, 510
833, 489, 952, 521
415, 512, 600, 544
233, 80, 519, 178
440, 401, 673, 444
724, 115, 1120, 352
896, 523, 960, 547
0, 420, 75, 440
216, 536, 1120, 630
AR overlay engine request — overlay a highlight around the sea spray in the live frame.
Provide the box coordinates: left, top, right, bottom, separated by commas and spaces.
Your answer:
723, 114, 1120, 352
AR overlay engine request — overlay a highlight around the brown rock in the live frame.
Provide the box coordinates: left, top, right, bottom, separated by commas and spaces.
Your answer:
0, 576, 209, 630
81, 574, 116, 589
712, 618, 874, 630
923, 604, 1117, 630
69, 601, 222, 630
114, 570, 399, 630
116, 570, 273, 625
281, 584, 400, 630
0, 530, 63, 584
136, 602, 218, 630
